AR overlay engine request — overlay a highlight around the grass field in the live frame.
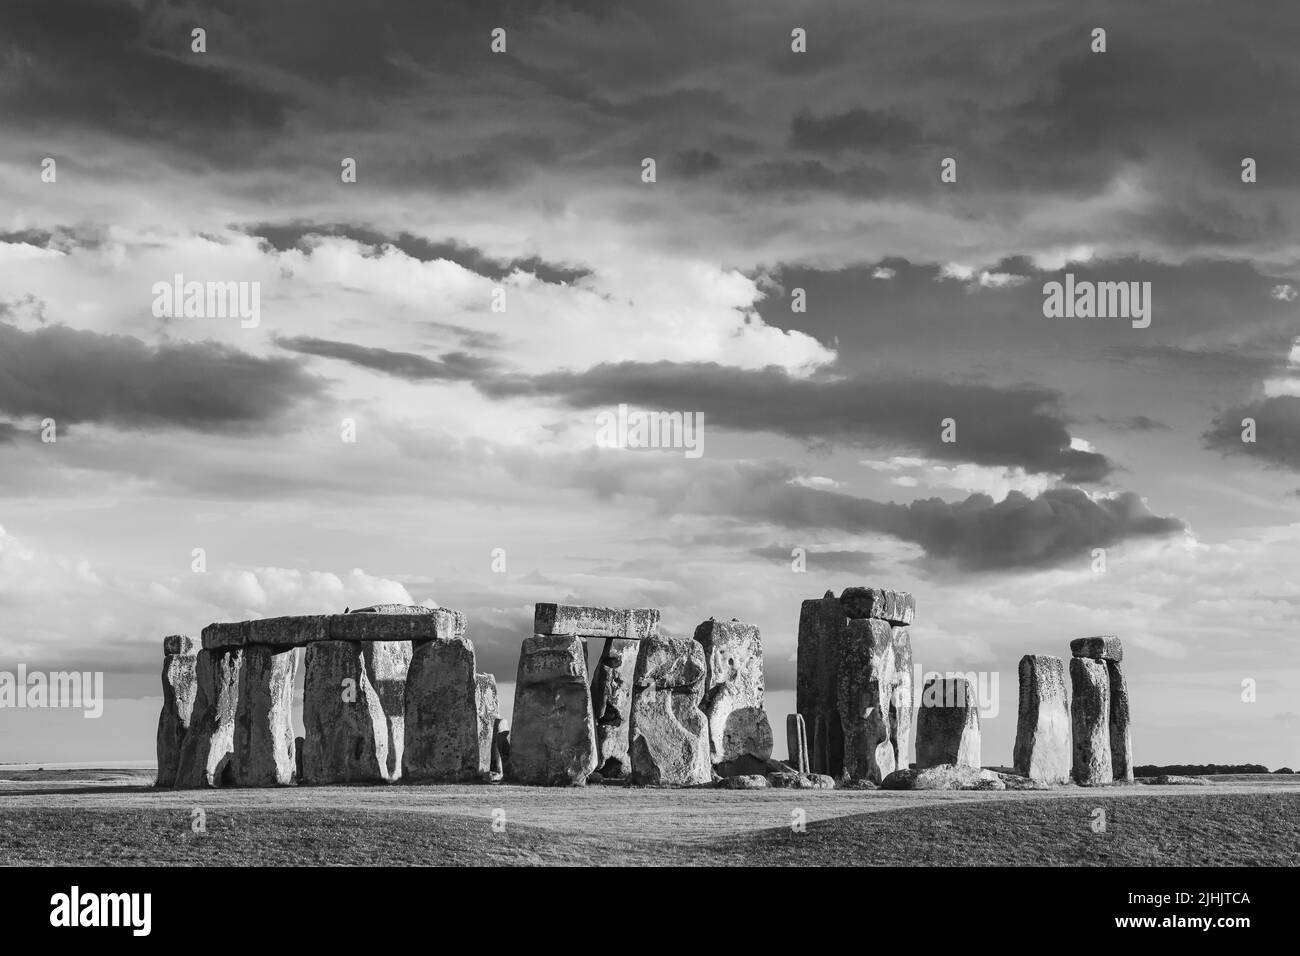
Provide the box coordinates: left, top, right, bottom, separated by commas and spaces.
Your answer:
2, 769, 1296, 866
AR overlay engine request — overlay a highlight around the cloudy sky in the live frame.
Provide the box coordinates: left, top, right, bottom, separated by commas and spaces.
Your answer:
1, 0, 1297, 768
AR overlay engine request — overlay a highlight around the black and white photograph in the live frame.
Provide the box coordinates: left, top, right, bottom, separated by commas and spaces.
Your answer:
0, 0, 1294, 935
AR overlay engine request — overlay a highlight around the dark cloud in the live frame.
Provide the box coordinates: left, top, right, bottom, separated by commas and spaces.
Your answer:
0, 421, 22, 444
479, 361, 1113, 481
751, 544, 876, 574
0, 322, 322, 431
1205, 396, 1300, 468
276, 336, 496, 382
789, 107, 924, 153
245, 223, 590, 285
1097, 415, 1170, 432
674, 149, 723, 178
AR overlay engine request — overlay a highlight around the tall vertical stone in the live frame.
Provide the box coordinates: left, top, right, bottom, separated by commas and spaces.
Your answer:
156, 636, 198, 788
630, 636, 711, 786
362, 640, 412, 780
508, 634, 598, 786
916, 677, 981, 769
590, 637, 639, 778
797, 592, 844, 775
786, 714, 809, 773
1107, 660, 1133, 782
175, 648, 243, 789
1013, 655, 1071, 784
232, 644, 298, 787
693, 618, 773, 776
402, 636, 481, 782
302, 641, 390, 784
475, 672, 500, 776
1070, 656, 1112, 786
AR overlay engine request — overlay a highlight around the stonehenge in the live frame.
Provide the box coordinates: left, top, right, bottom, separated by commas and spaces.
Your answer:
156, 591, 1136, 794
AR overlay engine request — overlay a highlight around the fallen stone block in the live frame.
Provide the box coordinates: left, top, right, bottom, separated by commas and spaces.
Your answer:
508, 634, 598, 785
1013, 655, 1071, 785
786, 713, 810, 774
590, 637, 639, 777
1070, 656, 1112, 786
231, 645, 298, 786
693, 618, 774, 776
629, 635, 712, 786
475, 672, 499, 776
1147, 774, 1209, 786
401, 635, 481, 782
766, 771, 836, 789
301, 641, 390, 784
1070, 635, 1123, 663
717, 774, 769, 790
174, 648, 243, 789
1108, 660, 1134, 783
156, 640, 198, 788
916, 676, 981, 769
881, 765, 1006, 791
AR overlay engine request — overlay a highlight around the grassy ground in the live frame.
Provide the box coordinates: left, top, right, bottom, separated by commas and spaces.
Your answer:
1, 774, 1295, 865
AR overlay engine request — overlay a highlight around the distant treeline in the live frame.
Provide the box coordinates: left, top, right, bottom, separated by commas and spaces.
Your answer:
1135, 764, 1293, 776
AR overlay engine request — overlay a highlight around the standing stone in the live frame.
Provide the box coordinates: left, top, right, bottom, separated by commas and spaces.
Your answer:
362, 641, 413, 780
1108, 660, 1134, 782
798, 592, 844, 775
495, 723, 511, 778
156, 637, 198, 788
837, 618, 913, 783
786, 714, 810, 774
1013, 655, 1071, 785
490, 718, 504, 776
302, 641, 390, 784
508, 634, 597, 785
693, 618, 774, 776
475, 672, 500, 776
590, 637, 639, 777
175, 648, 243, 788
916, 677, 981, 769
231, 645, 298, 786
1070, 656, 1112, 786
294, 736, 305, 782
629, 636, 711, 786
402, 636, 481, 782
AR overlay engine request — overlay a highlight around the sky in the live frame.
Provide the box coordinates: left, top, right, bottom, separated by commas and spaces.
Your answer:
0, 0, 1297, 769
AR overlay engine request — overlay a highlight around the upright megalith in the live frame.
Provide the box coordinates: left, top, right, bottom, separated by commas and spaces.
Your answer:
475, 672, 499, 777
693, 618, 774, 776
302, 641, 391, 784
797, 587, 914, 783
361, 640, 413, 780
402, 635, 481, 782
508, 634, 598, 786
786, 714, 810, 774
916, 677, 981, 769
156, 636, 198, 788
629, 636, 712, 786
1107, 660, 1134, 782
1069, 656, 1112, 786
175, 648, 244, 788
232, 645, 298, 787
1013, 655, 1071, 785
590, 638, 639, 777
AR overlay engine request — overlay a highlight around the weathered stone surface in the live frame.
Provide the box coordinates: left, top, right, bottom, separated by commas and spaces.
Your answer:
1070, 656, 1112, 786
1070, 635, 1123, 663
590, 637, 639, 777
302, 641, 390, 784
490, 718, 504, 777
1147, 774, 1209, 786
402, 636, 480, 782
797, 590, 913, 783
839, 587, 916, 625
350, 603, 440, 615
786, 713, 810, 774
231, 645, 298, 786
1012, 655, 1071, 785
201, 621, 249, 651
882, 765, 1006, 791
994, 771, 1054, 790
175, 648, 243, 788
362, 640, 413, 780
508, 634, 598, 786
163, 634, 196, 656
330, 608, 465, 643
1108, 660, 1134, 782
534, 603, 660, 640
766, 771, 836, 789
629, 636, 711, 786
294, 736, 304, 781
718, 774, 769, 790
156, 649, 198, 788
694, 618, 773, 776
916, 677, 981, 769
495, 726, 511, 778
475, 672, 499, 775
